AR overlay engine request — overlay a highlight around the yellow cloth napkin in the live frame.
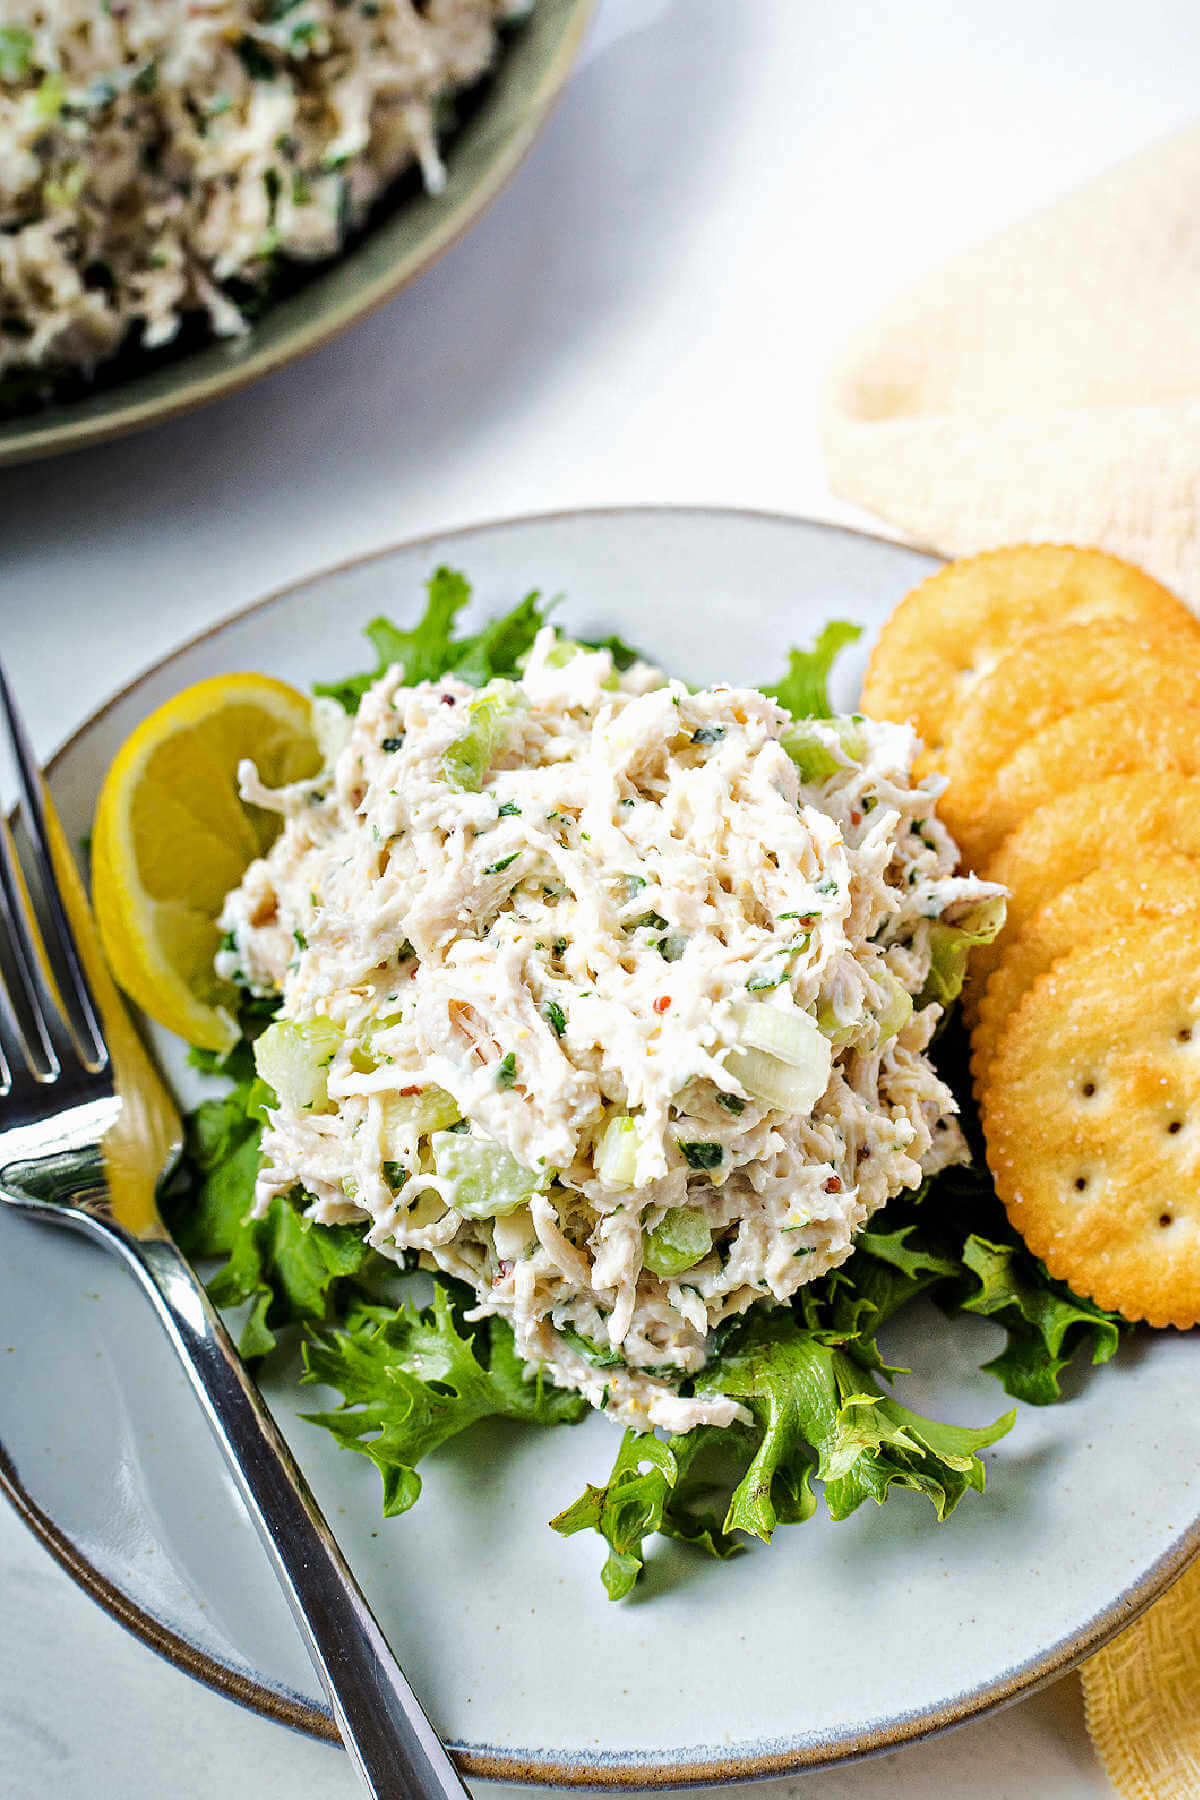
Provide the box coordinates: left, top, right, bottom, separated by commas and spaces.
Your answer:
821, 127, 1200, 606
821, 125, 1200, 1794
1084, 1561, 1200, 1798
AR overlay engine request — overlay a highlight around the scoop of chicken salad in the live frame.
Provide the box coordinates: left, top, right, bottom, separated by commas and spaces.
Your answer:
215, 598, 1005, 1436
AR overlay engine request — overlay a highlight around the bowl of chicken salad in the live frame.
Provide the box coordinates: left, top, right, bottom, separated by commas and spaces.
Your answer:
6, 510, 1191, 1785
0, 0, 592, 465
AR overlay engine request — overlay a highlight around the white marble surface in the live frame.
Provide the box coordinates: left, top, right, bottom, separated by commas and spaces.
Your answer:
4, 0, 1197, 1790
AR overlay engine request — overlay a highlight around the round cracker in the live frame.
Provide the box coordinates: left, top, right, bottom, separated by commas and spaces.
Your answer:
968, 700, 1200, 863
979, 914, 1200, 1326
970, 857, 1200, 1088
859, 545, 1198, 753
964, 773, 1200, 1020
937, 623, 1200, 860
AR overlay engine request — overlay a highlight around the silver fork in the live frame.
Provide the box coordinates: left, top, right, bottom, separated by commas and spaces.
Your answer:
0, 662, 472, 1800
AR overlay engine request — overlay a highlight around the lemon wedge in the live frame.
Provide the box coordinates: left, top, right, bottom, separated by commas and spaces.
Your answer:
92, 673, 321, 1051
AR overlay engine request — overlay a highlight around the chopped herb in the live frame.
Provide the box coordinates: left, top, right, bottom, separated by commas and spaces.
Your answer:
495, 1052, 517, 1090
816, 879, 839, 896
544, 1000, 567, 1037
634, 911, 669, 932
498, 800, 521, 817
716, 1093, 745, 1115
381, 735, 405, 753
235, 36, 277, 80
691, 726, 726, 745
559, 1326, 624, 1369
293, 929, 307, 952
484, 852, 520, 876
678, 1141, 723, 1171
219, 930, 238, 955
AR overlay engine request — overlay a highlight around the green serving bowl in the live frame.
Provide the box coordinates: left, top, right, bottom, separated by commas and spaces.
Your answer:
0, 0, 592, 470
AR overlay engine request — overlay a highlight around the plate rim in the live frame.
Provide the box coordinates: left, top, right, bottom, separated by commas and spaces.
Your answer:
5, 502, 1198, 1787
0, 0, 595, 471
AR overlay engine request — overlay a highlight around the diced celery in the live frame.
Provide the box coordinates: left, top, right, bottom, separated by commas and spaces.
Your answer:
725, 1046, 817, 1111
735, 1000, 829, 1067
353, 1008, 404, 1072
920, 894, 1007, 1008
596, 1113, 640, 1190
431, 1130, 541, 1218
816, 997, 859, 1046
253, 1017, 342, 1112
544, 639, 583, 669
781, 717, 867, 784
643, 1207, 713, 1278
441, 680, 524, 792
874, 970, 914, 1045
727, 1001, 832, 1112
380, 1084, 461, 1151
781, 723, 841, 784
492, 1205, 536, 1260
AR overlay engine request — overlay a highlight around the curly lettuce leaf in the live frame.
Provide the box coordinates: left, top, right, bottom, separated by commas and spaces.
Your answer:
313, 566, 550, 713
302, 1284, 587, 1516
166, 1023, 370, 1359
762, 620, 862, 720
554, 1309, 1013, 1596
918, 1024, 1127, 1403
576, 631, 644, 673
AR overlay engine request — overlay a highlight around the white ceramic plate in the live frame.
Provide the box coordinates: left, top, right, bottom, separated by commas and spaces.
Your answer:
2, 508, 1197, 1787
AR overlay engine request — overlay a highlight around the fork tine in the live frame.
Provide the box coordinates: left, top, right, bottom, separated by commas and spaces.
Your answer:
0, 661, 108, 1074
0, 810, 61, 1081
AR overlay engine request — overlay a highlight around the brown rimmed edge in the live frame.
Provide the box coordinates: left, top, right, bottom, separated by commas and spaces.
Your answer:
5, 503, 1200, 1786
0, 0, 595, 470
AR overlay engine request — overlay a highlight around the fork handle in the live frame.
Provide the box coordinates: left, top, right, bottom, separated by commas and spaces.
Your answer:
115, 1228, 472, 1800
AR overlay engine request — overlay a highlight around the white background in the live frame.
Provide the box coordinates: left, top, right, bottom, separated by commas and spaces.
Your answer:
3, 0, 1197, 1792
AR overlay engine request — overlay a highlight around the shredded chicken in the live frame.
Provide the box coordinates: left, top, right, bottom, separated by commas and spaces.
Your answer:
220, 629, 1002, 1432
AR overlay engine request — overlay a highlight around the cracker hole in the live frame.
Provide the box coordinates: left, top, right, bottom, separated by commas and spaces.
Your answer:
1081, 1080, 1096, 1098
1073, 1175, 1088, 1192
1168, 1119, 1184, 1135
1160, 1212, 1174, 1228
1179, 1027, 1193, 1043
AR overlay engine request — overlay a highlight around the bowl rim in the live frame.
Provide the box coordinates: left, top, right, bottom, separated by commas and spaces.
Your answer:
0, 0, 595, 471
5, 502, 1197, 1787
